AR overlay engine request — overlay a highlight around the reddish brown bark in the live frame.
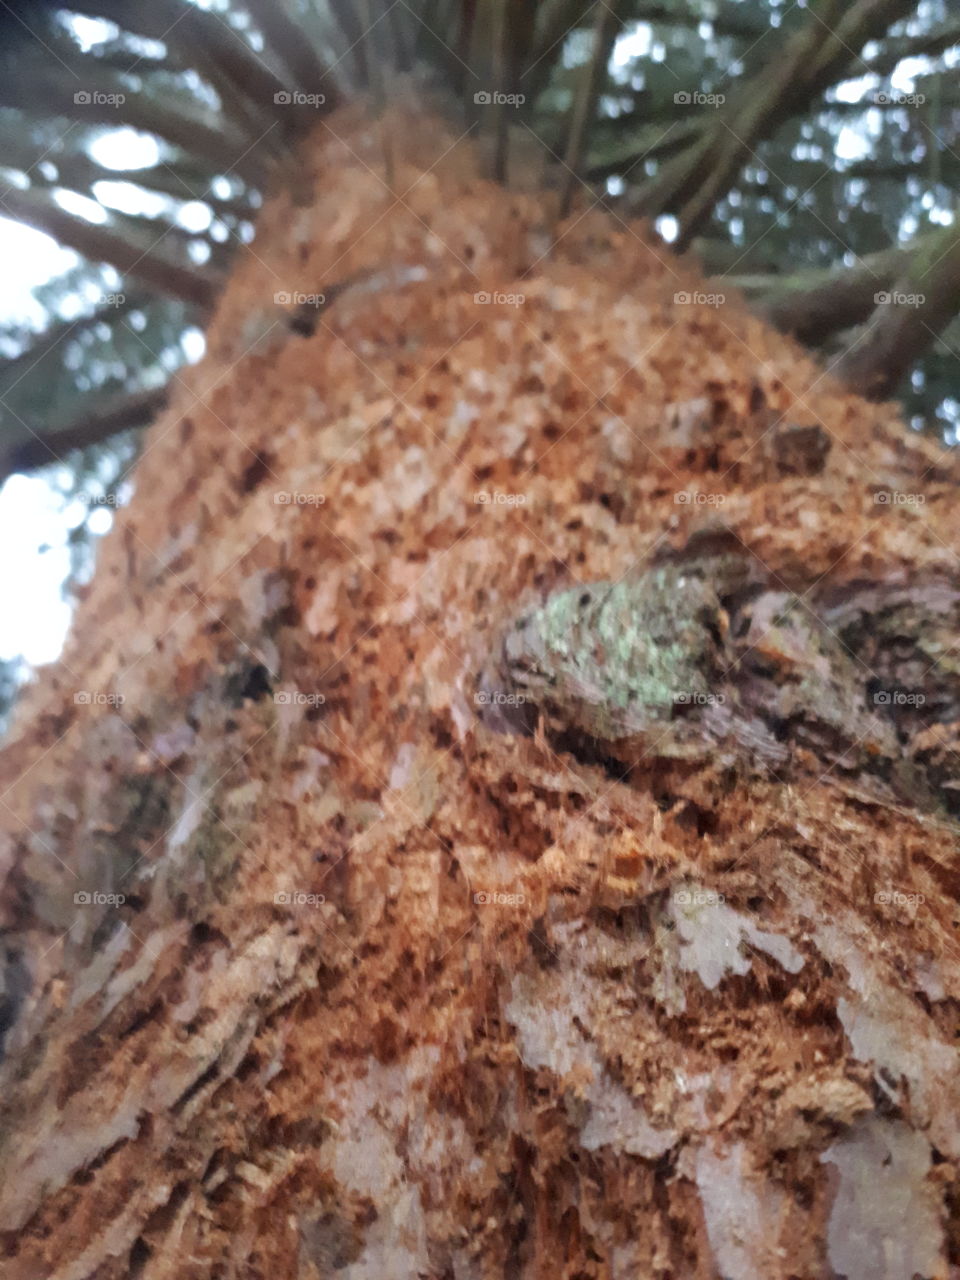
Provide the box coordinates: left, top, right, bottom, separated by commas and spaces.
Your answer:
2, 105, 959, 1279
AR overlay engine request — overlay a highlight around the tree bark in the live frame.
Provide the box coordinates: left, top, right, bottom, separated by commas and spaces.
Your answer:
2, 103, 960, 1280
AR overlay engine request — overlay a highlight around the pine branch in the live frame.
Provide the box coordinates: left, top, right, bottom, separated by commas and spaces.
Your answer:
832, 223, 960, 400
62, 0, 306, 126
633, 0, 921, 247
326, 0, 373, 89
244, 0, 343, 105
0, 384, 168, 482
0, 290, 158, 393
559, 0, 623, 217
0, 59, 264, 184
0, 123, 255, 218
0, 187, 220, 309
717, 240, 922, 344
862, 19, 960, 75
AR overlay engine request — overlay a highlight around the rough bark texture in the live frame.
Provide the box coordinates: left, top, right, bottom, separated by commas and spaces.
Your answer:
3, 103, 960, 1279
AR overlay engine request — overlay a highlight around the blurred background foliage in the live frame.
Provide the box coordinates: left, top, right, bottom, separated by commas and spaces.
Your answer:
0, 0, 957, 725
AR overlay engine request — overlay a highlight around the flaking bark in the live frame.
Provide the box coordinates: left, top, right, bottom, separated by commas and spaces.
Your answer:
2, 105, 960, 1279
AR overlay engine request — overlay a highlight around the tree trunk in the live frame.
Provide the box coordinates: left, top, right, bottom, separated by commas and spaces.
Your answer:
2, 101, 960, 1279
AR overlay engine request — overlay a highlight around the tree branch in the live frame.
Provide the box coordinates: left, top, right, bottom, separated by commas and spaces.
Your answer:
832, 223, 960, 400
0, 383, 168, 482
0, 58, 263, 183
559, 0, 624, 217
61, 0, 312, 134
716, 240, 918, 343
633, 0, 921, 248
0, 187, 220, 309
862, 20, 960, 75
0, 290, 159, 392
245, 0, 343, 104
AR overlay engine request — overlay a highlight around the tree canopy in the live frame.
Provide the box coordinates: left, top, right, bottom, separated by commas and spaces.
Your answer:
0, 0, 956, 481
